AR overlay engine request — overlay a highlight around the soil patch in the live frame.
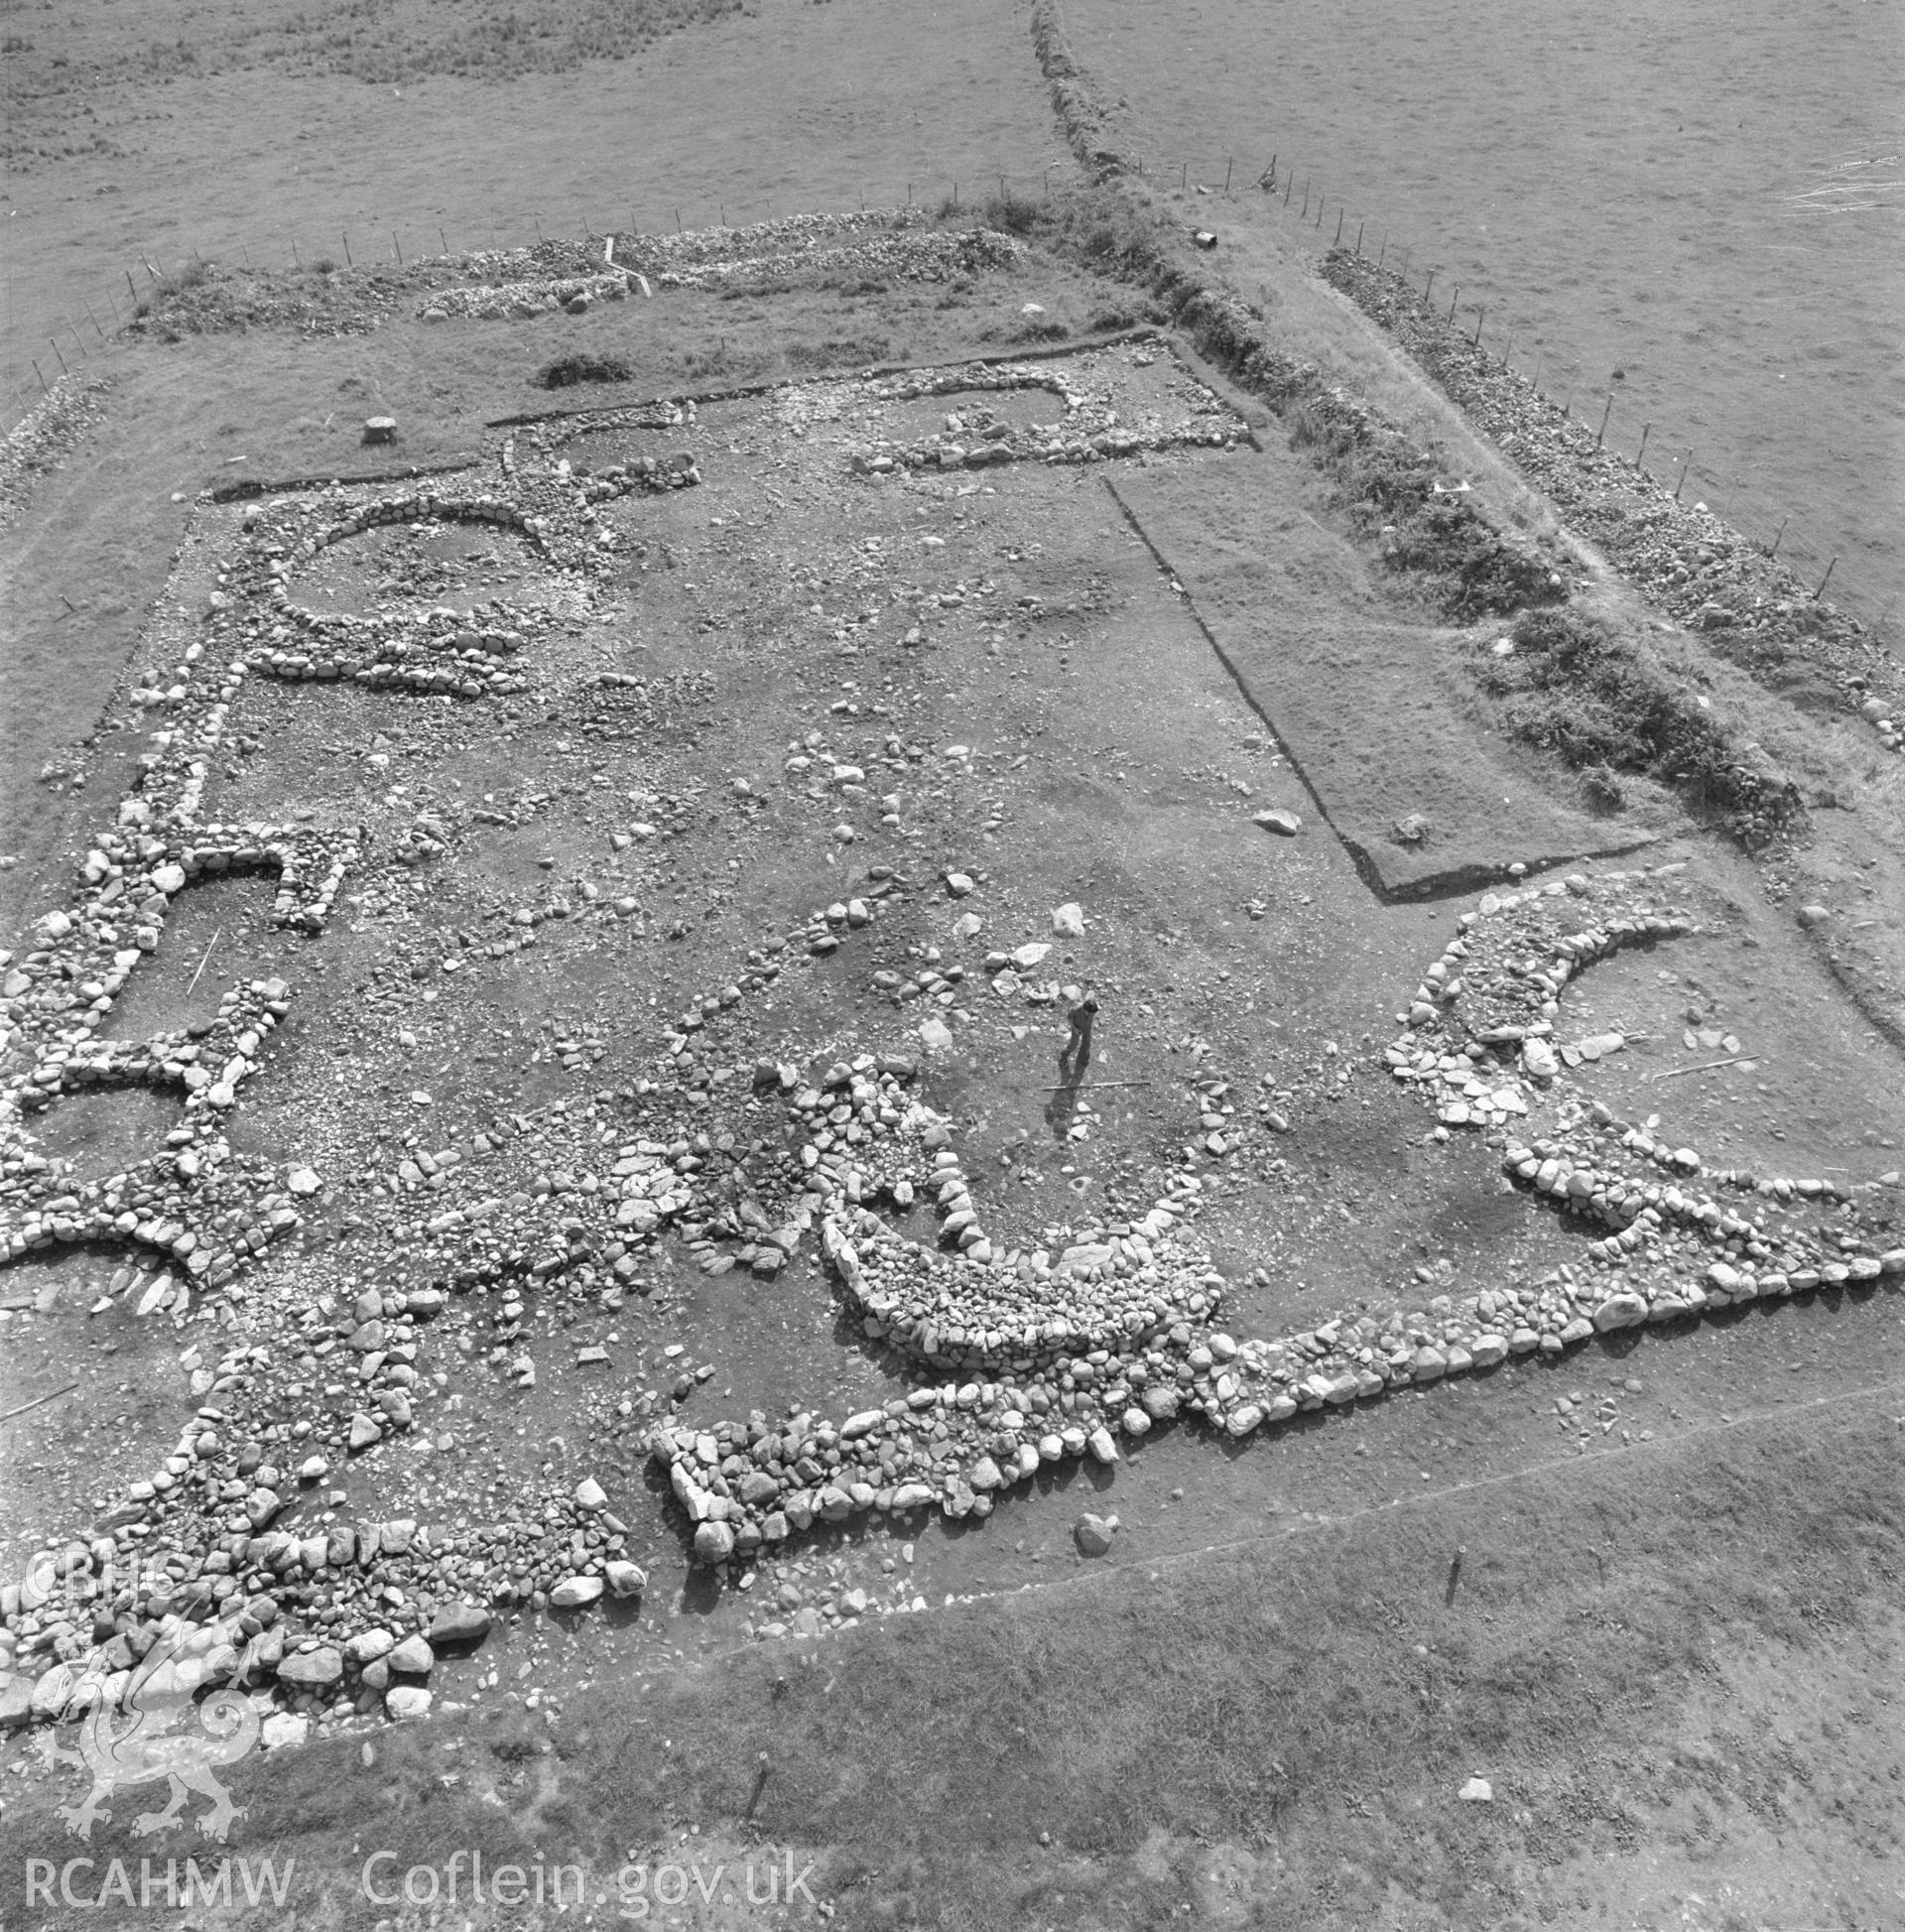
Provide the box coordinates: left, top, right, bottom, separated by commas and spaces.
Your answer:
1108, 457, 1658, 894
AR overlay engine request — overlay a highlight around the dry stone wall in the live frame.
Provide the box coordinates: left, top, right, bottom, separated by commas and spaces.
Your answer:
641, 860, 1902, 1610
3, 332, 1898, 1743
420, 211, 1025, 321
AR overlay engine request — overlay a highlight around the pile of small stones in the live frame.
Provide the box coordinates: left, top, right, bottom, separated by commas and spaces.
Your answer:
420, 211, 1023, 320
422, 271, 640, 323
485, 210, 944, 285
842, 342, 1245, 475
0, 1455, 648, 1737
637, 227, 1022, 294
0, 374, 111, 532
613, 208, 939, 278
609, 208, 1022, 293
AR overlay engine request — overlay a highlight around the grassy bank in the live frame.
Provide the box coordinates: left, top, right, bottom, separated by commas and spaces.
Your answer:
9, 1393, 1900, 1928
1014, 0, 1814, 849
1321, 249, 1900, 725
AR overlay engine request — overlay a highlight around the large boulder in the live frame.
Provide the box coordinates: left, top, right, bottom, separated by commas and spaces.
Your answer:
30, 1665, 76, 1721
277, 1646, 343, 1690
693, 1522, 735, 1566
343, 1628, 395, 1668
387, 1636, 434, 1676
428, 1604, 490, 1647
1074, 1514, 1114, 1559
1591, 1293, 1649, 1333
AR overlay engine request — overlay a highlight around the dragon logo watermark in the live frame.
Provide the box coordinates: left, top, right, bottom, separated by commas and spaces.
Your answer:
34, 1617, 261, 1844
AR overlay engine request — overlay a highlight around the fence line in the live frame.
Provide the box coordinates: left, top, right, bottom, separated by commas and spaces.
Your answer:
6, 168, 1895, 650
2, 171, 1081, 430
1120, 146, 1899, 648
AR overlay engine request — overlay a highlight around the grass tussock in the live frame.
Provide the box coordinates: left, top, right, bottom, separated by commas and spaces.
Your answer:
981, 188, 1043, 238
538, 350, 634, 389
1472, 607, 1800, 840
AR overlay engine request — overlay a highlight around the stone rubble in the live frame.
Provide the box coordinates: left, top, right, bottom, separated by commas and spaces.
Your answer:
421, 210, 1026, 320
841, 346, 1245, 473
1, 373, 113, 532
3, 325, 1898, 1747
643, 864, 1900, 1586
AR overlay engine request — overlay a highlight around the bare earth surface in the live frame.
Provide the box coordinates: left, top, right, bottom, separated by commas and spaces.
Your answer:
1, 5, 1903, 1929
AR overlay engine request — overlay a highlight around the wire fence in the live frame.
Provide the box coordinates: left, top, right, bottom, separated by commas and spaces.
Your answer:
9, 163, 1896, 652
1115, 145, 1900, 650
1, 169, 1079, 429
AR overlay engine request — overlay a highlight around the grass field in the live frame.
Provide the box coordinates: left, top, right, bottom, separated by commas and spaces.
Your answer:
7, 1370, 1902, 1927
2, 0, 1071, 413
4, 3, 1905, 1927
1063, 0, 1905, 629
